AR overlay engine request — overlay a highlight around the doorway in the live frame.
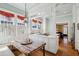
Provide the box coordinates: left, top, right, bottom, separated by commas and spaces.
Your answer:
56, 23, 68, 45
71, 23, 75, 49
56, 23, 79, 56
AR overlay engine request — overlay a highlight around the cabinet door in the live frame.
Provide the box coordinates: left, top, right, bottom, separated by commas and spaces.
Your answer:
48, 37, 57, 53
44, 37, 49, 51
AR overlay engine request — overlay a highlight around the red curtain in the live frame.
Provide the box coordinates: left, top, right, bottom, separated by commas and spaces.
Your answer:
0, 10, 25, 22
17, 15, 25, 20
38, 21, 42, 24
0, 10, 14, 17
32, 19, 37, 23
32, 19, 42, 24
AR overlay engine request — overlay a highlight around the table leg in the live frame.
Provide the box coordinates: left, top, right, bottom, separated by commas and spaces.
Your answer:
25, 53, 31, 56
28, 53, 31, 56
43, 45, 45, 56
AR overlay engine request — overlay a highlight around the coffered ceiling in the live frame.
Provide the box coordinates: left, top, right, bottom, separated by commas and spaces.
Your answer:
0, 3, 74, 17
56, 3, 73, 17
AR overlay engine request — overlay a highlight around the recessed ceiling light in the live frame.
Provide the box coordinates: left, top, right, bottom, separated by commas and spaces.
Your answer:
38, 13, 41, 15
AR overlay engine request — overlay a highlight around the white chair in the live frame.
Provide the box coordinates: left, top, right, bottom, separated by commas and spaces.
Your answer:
0, 45, 14, 56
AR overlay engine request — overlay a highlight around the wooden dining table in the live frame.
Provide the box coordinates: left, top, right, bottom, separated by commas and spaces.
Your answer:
11, 41, 46, 56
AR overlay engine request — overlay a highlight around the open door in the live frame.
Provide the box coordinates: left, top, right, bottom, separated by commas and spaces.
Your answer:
71, 23, 75, 49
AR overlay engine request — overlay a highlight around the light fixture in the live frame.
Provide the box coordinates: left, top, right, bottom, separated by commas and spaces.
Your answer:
21, 3, 32, 45
24, 3, 28, 23
38, 13, 41, 16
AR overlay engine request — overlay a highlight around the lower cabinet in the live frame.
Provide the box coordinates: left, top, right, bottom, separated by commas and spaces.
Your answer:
30, 34, 58, 54
43, 36, 58, 54
44, 37, 49, 51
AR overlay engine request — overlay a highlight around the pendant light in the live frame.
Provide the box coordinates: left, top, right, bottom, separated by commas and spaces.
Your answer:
21, 3, 32, 45
24, 3, 28, 23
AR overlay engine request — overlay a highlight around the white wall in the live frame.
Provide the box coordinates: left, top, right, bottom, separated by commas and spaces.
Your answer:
72, 4, 79, 50
63, 25, 68, 34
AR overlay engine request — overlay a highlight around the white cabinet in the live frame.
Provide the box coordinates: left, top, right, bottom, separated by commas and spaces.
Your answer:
43, 35, 58, 54
48, 37, 57, 53
43, 36, 49, 51
29, 34, 58, 54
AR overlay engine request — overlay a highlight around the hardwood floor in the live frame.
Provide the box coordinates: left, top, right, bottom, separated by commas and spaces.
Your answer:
10, 37, 79, 56
56, 37, 79, 56
31, 49, 55, 56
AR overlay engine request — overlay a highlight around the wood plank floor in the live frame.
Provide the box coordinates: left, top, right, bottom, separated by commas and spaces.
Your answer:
56, 37, 79, 56
31, 49, 55, 56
